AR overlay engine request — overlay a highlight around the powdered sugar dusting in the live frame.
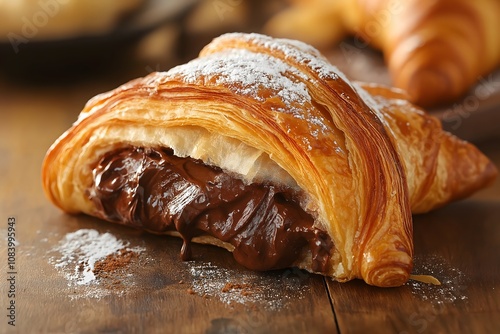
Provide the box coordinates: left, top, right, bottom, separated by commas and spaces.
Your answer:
48, 229, 145, 299
187, 261, 308, 310
164, 46, 332, 142
147, 33, 373, 144
223, 32, 352, 84
168, 48, 312, 116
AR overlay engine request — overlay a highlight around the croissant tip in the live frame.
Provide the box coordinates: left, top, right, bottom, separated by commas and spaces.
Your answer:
483, 160, 499, 189
366, 266, 411, 287
362, 250, 413, 287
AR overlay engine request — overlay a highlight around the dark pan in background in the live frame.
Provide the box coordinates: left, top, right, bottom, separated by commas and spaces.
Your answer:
0, 0, 200, 81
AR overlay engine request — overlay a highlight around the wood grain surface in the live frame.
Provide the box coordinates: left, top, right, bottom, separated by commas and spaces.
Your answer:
1, 28, 500, 334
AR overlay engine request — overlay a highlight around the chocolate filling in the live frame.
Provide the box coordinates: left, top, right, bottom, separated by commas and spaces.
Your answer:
88, 146, 333, 273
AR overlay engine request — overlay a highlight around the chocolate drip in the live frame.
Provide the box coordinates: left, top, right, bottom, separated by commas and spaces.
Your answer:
88, 146, 333, 273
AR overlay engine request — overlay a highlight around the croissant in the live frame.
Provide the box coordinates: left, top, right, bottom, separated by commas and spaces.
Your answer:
42, 33, 497, 287
265, 0, 500, 107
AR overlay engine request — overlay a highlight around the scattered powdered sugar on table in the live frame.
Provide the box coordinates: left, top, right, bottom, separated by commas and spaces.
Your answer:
407, 255, 469, 304
48, 229, 144, 299
186, 261, 308, 310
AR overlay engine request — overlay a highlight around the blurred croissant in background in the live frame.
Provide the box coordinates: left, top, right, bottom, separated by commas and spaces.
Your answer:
265, 0, 500, 107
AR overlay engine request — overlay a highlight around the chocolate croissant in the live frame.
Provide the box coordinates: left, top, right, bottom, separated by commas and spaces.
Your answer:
42, 33, 497, 287
265, 0, 500, 107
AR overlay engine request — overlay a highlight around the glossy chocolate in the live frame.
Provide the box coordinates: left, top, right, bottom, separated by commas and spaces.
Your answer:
88, 146, 333, 272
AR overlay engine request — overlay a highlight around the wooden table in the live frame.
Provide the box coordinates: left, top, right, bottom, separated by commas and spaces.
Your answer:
1, 38, 499, 334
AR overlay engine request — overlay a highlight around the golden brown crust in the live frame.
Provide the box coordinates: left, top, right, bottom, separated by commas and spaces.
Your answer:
42, 33, 497, 287
360, 83, 498, 212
